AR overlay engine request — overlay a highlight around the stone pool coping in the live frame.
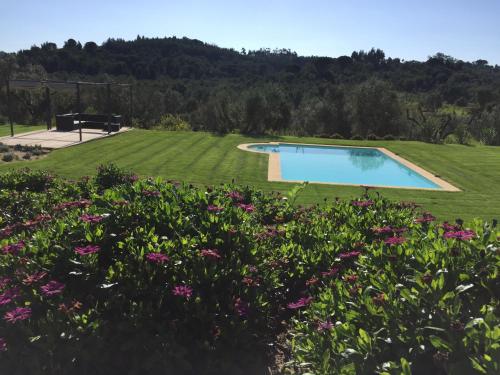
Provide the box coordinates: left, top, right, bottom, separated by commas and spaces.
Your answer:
237, 142, 461, 192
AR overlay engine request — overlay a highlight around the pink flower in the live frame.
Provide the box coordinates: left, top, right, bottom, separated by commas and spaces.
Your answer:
317, 320, 334, 331
372, 226, 394, 235
287, 296, 313, 309
3, 307, 31, 323
200, 249, 221, 259
172, 285, 193, 298
113, 200, 130, 206
142, 190, 161, 197
22, 271, 47, 286
79, 214, 104, 223
321, 266, 340, 277
207, 205, 224, 213
344, 274, 359, 283
0, 287, 20, 306
0, 277, 11, 290
415, 212, 436, 223
2, 240, 25, 255
74, 245, 100, 256
237, 203, 255, 213
352, 200, 374, 208
0, 337, 6, 351
40, 280, 65, 297
384, 236, 406, 246
226, 191, 244, 202
441, 222, 460, 232
306, 276, 319, 286
242, 276, 260, 287
234, 298, 249, 317
145, 253, 170, 264
54, 199, 91, 211
443, 230, 476, 241
339, 251, 361, 260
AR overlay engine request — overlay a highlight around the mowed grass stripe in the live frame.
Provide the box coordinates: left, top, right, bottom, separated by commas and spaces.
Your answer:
133, 133, 207, 176
1, 130, 499, 222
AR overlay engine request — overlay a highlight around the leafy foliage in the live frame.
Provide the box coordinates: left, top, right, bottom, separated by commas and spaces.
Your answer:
1, 38, 500, 143
0, 168, 498, 374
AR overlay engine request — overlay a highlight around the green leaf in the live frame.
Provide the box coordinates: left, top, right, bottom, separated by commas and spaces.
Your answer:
400, 357, 412, 375
429, 335, 452, 351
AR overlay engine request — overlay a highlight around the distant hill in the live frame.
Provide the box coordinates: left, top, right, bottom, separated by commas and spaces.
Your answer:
1, 36, 500, 143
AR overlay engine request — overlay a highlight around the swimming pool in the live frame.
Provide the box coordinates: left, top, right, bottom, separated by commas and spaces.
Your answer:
241, 143, 459, 191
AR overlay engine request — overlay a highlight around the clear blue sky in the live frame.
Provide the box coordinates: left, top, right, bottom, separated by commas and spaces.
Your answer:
1, 0, 499, 64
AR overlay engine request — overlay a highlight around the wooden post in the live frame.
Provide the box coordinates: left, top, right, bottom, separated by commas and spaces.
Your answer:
45, 86, 52, 130
107, 83, 111, 134
76, 83, 82, 142
129, 85, 133, 126
6, 80, 13, 137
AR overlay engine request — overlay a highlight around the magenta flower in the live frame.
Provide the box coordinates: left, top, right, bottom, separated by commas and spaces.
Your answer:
237, 203, 255, 213
344, 274, 359, 283
287, 296, 313, 309
317, 320, 334, 331
0, 277, 11, 289
321, 266, 340, 277
128, 174, 139, 183
372, 226, 394, 235
0, 287, 20, 306
443, 230, 476, 241
441, 222, 460, 232
207, 205, 224, 213
226, 191, 244, 202
3, 307, 31, 323
306, 276, 319, 286
200, 249, 221, 259
234, 298, 249, 317
0, 225, 14, 239
142, 190, 161, 197
172, 285, 193, 298
373, 226, 407, 235
54, 199, 91, 211
352, 200, 374, 208
0, 337, 6, 351
79, 214, 104, 223
113, 200, 130, 206
339, 251, 361, 260
40, 281, 65, 297
384, 236, 406, 246
415, 212, 436, 223
146, 253, 170, 264
2, 240, 25, 255
22, 271, 47, 286
74, 245, 100, 256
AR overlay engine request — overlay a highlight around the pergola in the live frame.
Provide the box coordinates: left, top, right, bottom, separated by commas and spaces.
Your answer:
5, 79, 133, 141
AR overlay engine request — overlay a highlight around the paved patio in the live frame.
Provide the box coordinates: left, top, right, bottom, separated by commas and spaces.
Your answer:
0, 127, 130, 149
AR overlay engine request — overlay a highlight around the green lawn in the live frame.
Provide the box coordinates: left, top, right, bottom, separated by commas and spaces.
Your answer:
1, 129, 499, 222
0, 124, 46, 137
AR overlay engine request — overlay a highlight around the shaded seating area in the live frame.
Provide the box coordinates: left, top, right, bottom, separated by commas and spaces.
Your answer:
56, 113, 122, 132
5, 79, 132, 141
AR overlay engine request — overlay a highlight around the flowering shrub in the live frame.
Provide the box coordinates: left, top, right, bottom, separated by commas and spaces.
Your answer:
0, 167, 498, 374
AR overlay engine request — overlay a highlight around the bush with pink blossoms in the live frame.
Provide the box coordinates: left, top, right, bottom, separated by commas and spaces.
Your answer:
0, 166, 498, 374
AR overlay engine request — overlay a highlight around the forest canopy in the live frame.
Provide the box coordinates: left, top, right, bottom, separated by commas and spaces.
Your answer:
1, 36, 500, 144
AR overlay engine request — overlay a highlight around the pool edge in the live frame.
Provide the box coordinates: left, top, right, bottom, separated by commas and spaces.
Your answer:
237, 142, 461, 192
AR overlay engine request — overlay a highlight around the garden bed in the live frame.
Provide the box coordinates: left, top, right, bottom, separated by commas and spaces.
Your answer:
0, 142, 50, 163
0, 165, 498, 374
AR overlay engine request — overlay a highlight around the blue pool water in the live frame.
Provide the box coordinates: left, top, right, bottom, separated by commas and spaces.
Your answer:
249, 143, 440, 189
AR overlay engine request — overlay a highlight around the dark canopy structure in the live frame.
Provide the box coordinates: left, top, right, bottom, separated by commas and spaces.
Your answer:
5, 79, 133, 140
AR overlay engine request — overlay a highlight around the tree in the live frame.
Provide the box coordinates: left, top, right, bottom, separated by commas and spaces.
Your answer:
353, 79, 403, 136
